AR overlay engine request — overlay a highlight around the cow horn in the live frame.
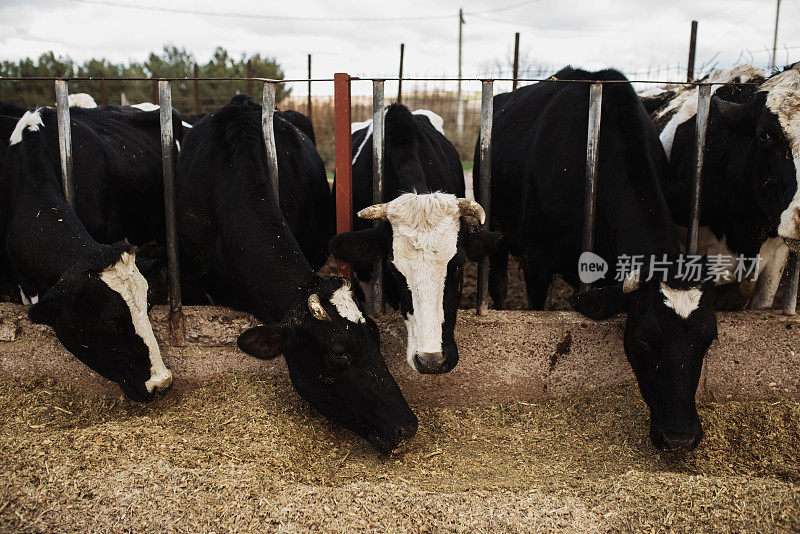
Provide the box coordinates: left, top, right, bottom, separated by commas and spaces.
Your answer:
457, 199, 486, 225
307, 294, 332, 321
622, 269, 641, 294
357, 204, 389, 221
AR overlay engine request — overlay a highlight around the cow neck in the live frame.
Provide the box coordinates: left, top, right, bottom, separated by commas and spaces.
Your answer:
216, 187, 318, 320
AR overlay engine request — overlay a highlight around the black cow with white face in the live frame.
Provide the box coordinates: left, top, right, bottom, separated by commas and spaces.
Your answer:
329, 104, 499, 375
478, 67, 723, 450
176, 95, 416, 452
645, 63, 800, 309
1, 108, 172, 401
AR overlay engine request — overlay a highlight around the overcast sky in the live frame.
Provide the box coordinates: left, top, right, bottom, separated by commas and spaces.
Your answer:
0, 0, 796, 95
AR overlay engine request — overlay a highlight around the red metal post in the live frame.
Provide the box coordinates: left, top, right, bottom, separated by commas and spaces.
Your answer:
334, 73, 353, 279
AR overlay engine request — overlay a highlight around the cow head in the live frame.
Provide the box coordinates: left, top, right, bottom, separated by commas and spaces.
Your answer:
237, 277, 417, 452
28, 246, 172, 402
713, 65, 800, 249
329, 192, 500, 375
570, 269, 720, 451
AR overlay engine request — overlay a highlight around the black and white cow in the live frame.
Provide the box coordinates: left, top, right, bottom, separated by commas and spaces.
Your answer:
329, 104, 500, 375
175, 95, 416, 451
1, 108, 172, 401
646, 63, 800, 308
478, 67, 722, 451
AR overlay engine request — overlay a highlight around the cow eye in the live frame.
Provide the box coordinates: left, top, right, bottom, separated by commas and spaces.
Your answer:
327, 349, 352, 370
635, 331, 651, 352
758, 130, 771, 145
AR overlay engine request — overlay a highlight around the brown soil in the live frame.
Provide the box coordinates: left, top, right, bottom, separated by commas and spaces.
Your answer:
1, 374, 798, 533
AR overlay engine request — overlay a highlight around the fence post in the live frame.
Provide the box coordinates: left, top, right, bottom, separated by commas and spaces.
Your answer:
261, 82, 280, 202
784, 252, 800, 315
512, 32, 520, 90
334, 73, 353, 279
100, 71, 107, 106
397, 43, 405, 104
54, 80, 75, 208
687, 84, 711, 255
370, 80, 386, 315
687, 20, 698, 82
307, 54, 313, 123
246, 60, 253, 96
193, 64, 200, 114
157, 80, 183, 344
580, 82, 603, 293
477, 80, 494, 315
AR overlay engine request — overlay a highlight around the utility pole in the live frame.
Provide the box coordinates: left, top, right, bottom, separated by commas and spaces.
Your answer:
687, 20, 698, 82
512, 32, 520, 90
771, 0, 781, 72
456, 8, 465, 135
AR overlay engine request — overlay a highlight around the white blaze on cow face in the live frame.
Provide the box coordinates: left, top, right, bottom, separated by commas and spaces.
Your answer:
765, 66, 800, 241
9, 109, 44, 145
99, 253, 172, 392
660, 283, 703, 319
380, 193, 461, 367
330, 283, 365, 324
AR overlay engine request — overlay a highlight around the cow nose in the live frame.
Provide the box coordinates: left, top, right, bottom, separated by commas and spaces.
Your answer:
659, 432, 699, 451
413, 352, 447, 374
145, 369, 173, 393
394, 419, 419, 443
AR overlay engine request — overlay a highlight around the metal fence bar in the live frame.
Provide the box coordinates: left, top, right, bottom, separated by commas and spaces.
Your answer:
370, 80, 386, 315
334, 73, 353, 279
687, 84, 711, 255
157, 80, 183, 342
784, 252, 800, 315
54, 80, 75, 208
261, 82, 280, 202
476, 80, 494, 315
580, 83, 603, 293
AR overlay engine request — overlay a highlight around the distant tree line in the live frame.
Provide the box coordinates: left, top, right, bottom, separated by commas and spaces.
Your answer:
0, 45, 289, 112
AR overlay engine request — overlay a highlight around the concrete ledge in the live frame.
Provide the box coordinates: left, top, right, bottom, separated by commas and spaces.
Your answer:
1, 303, 798, 406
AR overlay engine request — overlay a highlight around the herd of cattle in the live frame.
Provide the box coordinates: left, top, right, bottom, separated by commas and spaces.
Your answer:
0, 62, 798, 453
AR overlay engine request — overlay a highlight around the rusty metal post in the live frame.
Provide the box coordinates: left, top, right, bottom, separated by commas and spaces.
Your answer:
158, 80, 183, 343
512, 32, 520, 90
247, 59, 253, 96
477, 80, 494, 315
370, 80, 386, 315
307, 54, 313, 122
151, 74, 158, 104
687, 20, 698, 81
334, 73, 353, 279
54, 80, 75, 208
687, 84, 711, 256
193, 64, 200, 114
100, 71, 107, 106
398, 43, 405, 104
580, 82, 603, 292
261, 82, 281, 203
784, 252, 799, 315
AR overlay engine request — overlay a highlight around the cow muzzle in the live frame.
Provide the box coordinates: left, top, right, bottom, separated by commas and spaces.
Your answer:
145, 368, 173, 393
413, 352, 448, 374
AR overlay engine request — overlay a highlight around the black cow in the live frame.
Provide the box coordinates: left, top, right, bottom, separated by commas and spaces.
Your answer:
175, 95, 416, 452
478, 67, 723, 451
1, 108, 172, 401
646, 63, 800, 309
329, 104, 499, 375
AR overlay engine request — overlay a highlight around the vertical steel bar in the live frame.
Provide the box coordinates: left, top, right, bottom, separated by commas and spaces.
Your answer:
397, 43, 405, 104
370, 80, 386, 315
100, 71, 107, 106
334, 73, 353, 279
193, 64, 200, 114
261, 82, 281, 203
456, 8, 464, 135
512, 32, 520, 90
687, 84, 711, 256
246, 60, 253, 96
687, 20, 698, 82
158, 81, 183, 340
580, 82, 603, 293
784, 252, 799, 315
307, 54, 313, 123
54, 80, 75, 208
477, 80, 494, 315
771, 0, 782, 72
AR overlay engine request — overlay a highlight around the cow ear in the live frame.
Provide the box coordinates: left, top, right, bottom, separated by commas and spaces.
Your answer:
463, 229, 502, 261
134, 256, 160, 277
569, 285, 627, 320
237, 324, 286, 359
28, 287, 70, 326
328, 227, 390, 271
712, 96, 755, 134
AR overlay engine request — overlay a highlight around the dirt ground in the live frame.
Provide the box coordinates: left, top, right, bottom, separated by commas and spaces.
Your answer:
1, 374, 798, 533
